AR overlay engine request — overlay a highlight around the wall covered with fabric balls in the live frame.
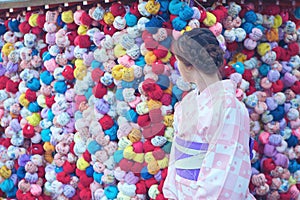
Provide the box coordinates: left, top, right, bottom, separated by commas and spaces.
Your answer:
0, 0, 300, 199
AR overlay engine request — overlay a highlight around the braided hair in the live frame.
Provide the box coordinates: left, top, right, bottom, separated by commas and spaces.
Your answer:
172, 28, 224, 75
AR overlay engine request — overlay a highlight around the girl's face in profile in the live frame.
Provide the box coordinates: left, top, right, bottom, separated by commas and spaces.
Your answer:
176, 56, 194, 83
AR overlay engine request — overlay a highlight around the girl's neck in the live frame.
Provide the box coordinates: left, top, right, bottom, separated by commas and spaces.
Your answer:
194, 72, 221, 93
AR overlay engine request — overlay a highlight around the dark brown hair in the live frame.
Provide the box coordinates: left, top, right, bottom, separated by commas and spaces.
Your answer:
172, 28, 224, 74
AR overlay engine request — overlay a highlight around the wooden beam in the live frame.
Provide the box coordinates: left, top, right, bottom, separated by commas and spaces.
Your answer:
0, 0, 99, 9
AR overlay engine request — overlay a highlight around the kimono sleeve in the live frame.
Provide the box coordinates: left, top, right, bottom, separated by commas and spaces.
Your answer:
195, 96, 252, 199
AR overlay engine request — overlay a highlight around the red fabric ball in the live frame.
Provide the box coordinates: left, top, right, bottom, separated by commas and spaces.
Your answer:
82, 150, 91, 162
144, 38, 159, 51
272, 46, 283, 60
143, 140, 155, 153
25, 89, 37, 102
264, 173, 273, 185
0, 76, 9, 90
152, 62, 165, 75
145, 178, 158, 188
74, 35, 91, 48
31, 144, 44, 155
291, 81, 300, 94
262, 5, 280, 15
67, 23, 78, 31
75, 168, 86, 177
91, 68, 104, 82
80, 12, 93, 26
130, 2, 141, 18
211, 9, 227, 23
103, 24, 117, 36
142, 78, 156, 92
79, 188, 92, 200
288, 42, 300, 57
152, 148, 165, 160
242, 49, 255, 60
142, 31, 153, 41
45, 96, 55, 107
67, 31, 77, 45
156, 193, 167, 200
161, 168, 168, 179
19, 21, 31, 34
169, 56, 176, 68
93, 82, 107, 99
63, 161, 76, 174
158, 179, 165, 192
148, 85, 163, 100
37, 166, 45, 177
163, 21, 172, 30
262, 158, 276, 174
80, 174, 94, 187
23, 124, 35, 138
0, 138, 11, 148
119, 158, 134, 172
99, 115, 114, 130
36, 14, 46, 29
6, 80, 19, 94
220, 65, 235, 78
198, 7, 207, 22
242, 69, 253, 82
110, 2, 126, 17
132, 162, 144, 174
169, 14, 177, 22
279, 192, 291, 200
69, 142, 75, 154
272, 80, 284, 93
161, 93, 172, 106
281, 50, 291, 61
62, 65, 74, 80
56, 171, 71, 184
153, 46, 168, 59
245, 85, 256, 96
31, 27, 43, 35
226, 41, 238, 52
137, 114, 151, 127
136, 181, 147, 194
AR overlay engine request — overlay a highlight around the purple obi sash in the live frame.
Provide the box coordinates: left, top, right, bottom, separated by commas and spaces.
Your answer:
175, 136, 209, 181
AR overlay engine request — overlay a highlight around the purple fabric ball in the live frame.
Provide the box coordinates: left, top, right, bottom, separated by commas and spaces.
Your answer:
18, 154, 31, 167
282, 72, 297, 88
266, 97, 278, 111
10, 119, 21, 132
268, 134, 282, 146
24, 172, 38, 183
0, 63, 6, 76
267, 69, 280, 82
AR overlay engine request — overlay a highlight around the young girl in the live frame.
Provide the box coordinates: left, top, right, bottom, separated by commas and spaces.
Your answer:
163, 28, 255, 199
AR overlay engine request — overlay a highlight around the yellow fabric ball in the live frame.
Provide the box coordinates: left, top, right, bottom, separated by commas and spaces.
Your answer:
133, 153, 144, 163
0, 166, 11, 179
2, 43, 14, 57
273, 15, 282, 29
19, 93, 30, 107
112, 64, 124, 80
203, 12, 217, 27
74, 65, 87, 80
147, 99, 162, 110
62, 10, 74, 24
145, 51, 157, 65
114, 44, 127, 58
163, 115, 174, 127
29, 13, 39, 27
26, 113, 41, 127
76, 157, 90, 170
122, 67, 134, 82
123, 146, 135, 160
104, 12, 115, 25
257, 43, 271, 56
77, 25, 88, 35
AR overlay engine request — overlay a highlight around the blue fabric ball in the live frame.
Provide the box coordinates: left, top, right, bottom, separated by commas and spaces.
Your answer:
87, 140, 102, 155
141, 166, 153, 179
172, 85, 183, 101
115, 88, 124, 101
6, 186, 17, 198
54, 81, 67, 94
125, 13, 137, 27
288, 159, 299, 173
125, 109, 138, 123
159, 0, 169, 12
287, 134, 298, 148
56, 14, 65, 27
8, 19, 20, 32
159, 12, 170, 21
40, 71, 54, 85
86, 165, 94, 177
160, 37, 172, 49
244, 11, 257, 23
179, 5, 194, 21
41, 129, 51, 142
104, 185, 118, 199
0, 179, 14, 193
259, 64, 271, 76
241, 22, 254, 34
26, 77, 41, 91
172, 17, 187, 31
28, 101, 41, 112
0, 24, 7, 36
135, 56, 145, 67
270, 105, 285, 121
42, 51, 52, 61
255, 25, 265, 33
157, 75, 170, 90
17, 166, 26, 179
93, 172, 104, 184
91, 60, 102, 69
232, 62, 245, 74
169, 0, 183, 15
171, 96, 177, 107
252, 160, 260, 171
84, 87, 93, 100
32, 49, 39, 56
121, 80, 135, 88
74, 111, 83, 121
145, 17, 163, 34
113, 150, 124, 163
55, 166, 63, 173
47, 109, 55, 121
104, 123, 118, 141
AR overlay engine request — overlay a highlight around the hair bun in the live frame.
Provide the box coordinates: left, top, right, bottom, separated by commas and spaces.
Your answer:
205, 44, 224, 68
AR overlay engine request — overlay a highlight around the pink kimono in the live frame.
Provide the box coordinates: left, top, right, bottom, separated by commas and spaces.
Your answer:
163, 80, 255, 199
